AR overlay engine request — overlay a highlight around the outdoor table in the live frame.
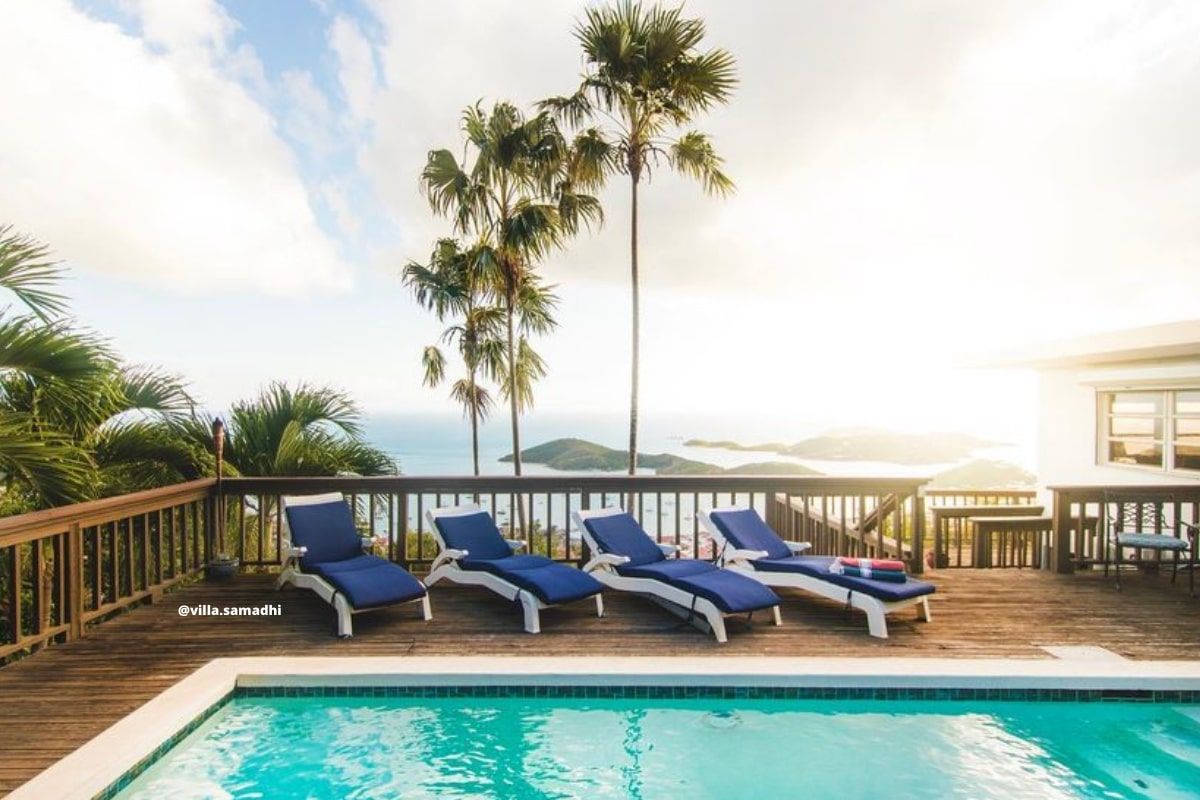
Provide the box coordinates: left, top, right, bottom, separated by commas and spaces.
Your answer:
929, 504, 1044, 568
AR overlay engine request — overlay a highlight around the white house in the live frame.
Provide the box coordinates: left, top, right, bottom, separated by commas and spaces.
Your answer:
995, 319, 1200, 487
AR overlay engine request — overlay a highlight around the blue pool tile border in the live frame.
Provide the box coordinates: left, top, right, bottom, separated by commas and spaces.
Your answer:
233, 684, 1200, 702
93, 683, 1200, 798
94, 690, 234, 800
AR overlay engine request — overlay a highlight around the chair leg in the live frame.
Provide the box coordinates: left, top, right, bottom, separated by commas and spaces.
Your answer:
1191, 545, 1196, 598
1115, 544, 1123, 592
1173, 549, 1179, 584
419, 595, 432, 621
520, 593, 541, 634
771, 605, 782, 626
594, 593, 605, 618
334, 594, 354, 638
919, 597, 933, 623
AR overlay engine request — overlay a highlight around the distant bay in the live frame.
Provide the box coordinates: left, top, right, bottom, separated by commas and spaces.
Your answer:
363, 411, 1036, 482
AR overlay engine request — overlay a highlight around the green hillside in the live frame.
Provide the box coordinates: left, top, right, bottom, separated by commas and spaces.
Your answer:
502, 438, 823, 476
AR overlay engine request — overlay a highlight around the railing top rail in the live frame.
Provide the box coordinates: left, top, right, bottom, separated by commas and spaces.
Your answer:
0, 478, 216, 544
924, 488, 1037, 496
220, 474, 932, 494
1048, 484, 1200, 500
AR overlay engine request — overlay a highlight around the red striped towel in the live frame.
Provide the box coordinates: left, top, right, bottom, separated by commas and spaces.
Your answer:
837, 557, 906, 572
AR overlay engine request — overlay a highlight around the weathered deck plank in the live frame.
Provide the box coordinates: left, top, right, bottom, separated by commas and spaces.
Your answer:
1, 568, 1199, 795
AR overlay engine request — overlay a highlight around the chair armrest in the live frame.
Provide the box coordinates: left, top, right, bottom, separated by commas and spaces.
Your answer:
430, 548, 468, 572
657, 543, 681, 557
280, 542, 307, 565
582, 553, 631, 573
785, 541, 812, 554
504, 539, 526, 553
1181, 522, 1199, 537
724, 548, 769, 565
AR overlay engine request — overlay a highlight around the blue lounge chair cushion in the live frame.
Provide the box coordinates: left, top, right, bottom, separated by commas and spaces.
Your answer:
616, 559, 717, 580
753, 555, 935, 602
308, 555, 426, 610
1114, 532, 1190, 551
434, 511, 513, 561
583, 513, 666, 566
285, 497, 362, 568
461, 555, 603, 605
617, 559, 780, 614
707, 509, 792, 560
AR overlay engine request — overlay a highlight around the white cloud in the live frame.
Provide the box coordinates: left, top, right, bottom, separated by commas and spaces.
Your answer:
119, 0, 235, 54
0, 0, 350, 294
329, 14, 378, 124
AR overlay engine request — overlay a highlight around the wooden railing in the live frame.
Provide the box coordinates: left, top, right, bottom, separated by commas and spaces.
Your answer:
219, 475, 931, 571
763, 479, 929, 572
1050, 484, 1200, 574
0, 479, 215, 662
923, 489, 1038, 507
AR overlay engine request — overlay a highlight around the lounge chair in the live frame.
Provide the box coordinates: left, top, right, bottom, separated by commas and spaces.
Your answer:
277, 493, 431, 637
425, 504, 604, 633
700, 506, 934, 639
573, 507, 781, 643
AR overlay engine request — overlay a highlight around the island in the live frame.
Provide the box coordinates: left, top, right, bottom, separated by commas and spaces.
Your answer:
501, 438, 822, 476
685, 429, 1000, 465
927, 459, 1035, 488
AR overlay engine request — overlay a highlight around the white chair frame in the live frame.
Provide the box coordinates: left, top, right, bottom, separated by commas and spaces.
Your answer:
424, 503, 604, 634
276, 492, 432, 637
573, 507, 781, 644
699, 507, 931, 639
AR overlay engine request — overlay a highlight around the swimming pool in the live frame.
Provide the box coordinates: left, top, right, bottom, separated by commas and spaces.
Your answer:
112, 688, 1200, 799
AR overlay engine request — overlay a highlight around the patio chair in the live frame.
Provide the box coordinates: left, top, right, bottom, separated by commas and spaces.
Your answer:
277, 493, 431, 637
699, 506, 934, 639
573, 507, 781, 643
1103, 492, 1197, 596
425, 504, 604, 633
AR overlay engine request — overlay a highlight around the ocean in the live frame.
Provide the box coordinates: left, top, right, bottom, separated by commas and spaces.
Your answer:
362, 411, 1032, 478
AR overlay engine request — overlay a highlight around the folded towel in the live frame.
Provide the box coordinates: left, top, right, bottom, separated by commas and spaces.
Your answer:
838, 565, 908, 583
837, 557, 906, 572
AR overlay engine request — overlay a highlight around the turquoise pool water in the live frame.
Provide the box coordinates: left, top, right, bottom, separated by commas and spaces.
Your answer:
114, 695, 1200, 799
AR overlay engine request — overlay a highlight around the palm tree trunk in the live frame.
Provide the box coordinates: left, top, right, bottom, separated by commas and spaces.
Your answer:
469, 373, 480, 477
628, 172, 640, 478
505, 292, 527, 534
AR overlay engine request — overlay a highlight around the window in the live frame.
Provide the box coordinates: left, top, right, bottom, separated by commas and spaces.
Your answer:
1099, 389, 1200, 474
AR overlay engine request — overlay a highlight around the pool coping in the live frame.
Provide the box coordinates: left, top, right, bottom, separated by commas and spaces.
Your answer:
11, 654, 1200, 800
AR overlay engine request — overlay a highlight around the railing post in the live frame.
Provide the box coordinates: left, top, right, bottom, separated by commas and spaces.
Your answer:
211, 418, 226, 567
1051, 489, 1074, 574
67, 522, 84, 640
911, 486, 926, 575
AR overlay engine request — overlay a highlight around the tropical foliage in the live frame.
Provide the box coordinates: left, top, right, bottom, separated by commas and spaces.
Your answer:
417, 101, 599, 479
0, 227, 395, 516
542, 0, 736, 473
178, 382, 396, 478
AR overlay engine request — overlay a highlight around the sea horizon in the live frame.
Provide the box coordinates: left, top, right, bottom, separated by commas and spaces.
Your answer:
362, 410, 1036, 478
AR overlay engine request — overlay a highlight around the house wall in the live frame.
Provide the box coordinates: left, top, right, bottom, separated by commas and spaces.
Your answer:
1036, 358, 1200, 487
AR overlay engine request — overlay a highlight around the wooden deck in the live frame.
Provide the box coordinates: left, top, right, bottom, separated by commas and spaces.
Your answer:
2, 568, 1199, 794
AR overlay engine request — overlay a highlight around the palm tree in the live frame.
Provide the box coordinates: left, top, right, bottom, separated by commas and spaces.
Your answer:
405, 239, 503, 475
419, 102, 601, 487
176, 382, 397, 478
542, 1, 736, 474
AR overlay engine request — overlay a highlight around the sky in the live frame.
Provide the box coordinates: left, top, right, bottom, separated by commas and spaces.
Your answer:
2, 0, 1199, 447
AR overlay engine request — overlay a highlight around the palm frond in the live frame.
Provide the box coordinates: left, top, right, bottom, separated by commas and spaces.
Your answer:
0, 410, 93, 506
0, 225, 69, 321
421, 345, 447, 387
669, 131, 735, 196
